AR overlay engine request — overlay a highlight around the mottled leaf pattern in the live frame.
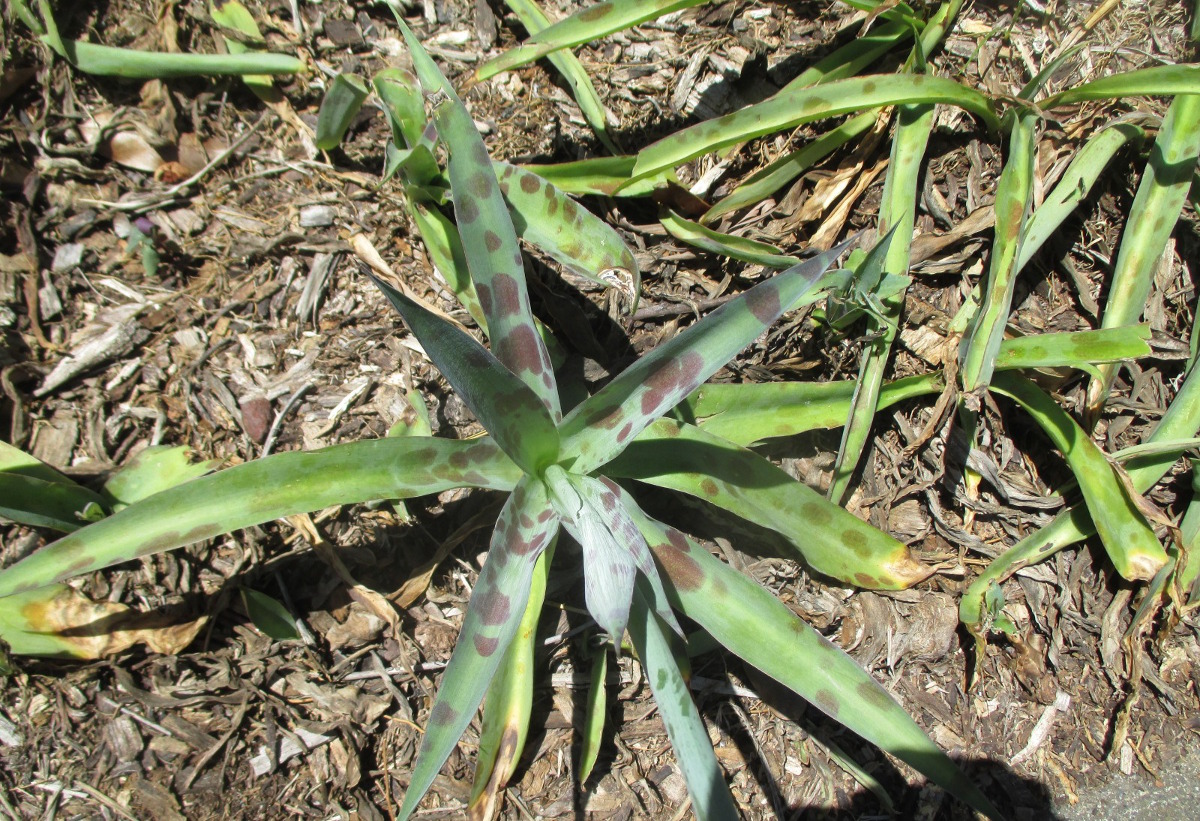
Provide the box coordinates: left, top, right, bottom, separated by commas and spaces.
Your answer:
544, 466, 681, 642
559, 239, 853, 474
399, 23, 561, 419
619, 494, 1002, 821
0, 436, 520, 598
606, 419, 929, 589
495, 161, 640, 296
398, 477, 559, 819
370, 275, 559, 474
630, 74, 999, 185
627, 582, 740, 820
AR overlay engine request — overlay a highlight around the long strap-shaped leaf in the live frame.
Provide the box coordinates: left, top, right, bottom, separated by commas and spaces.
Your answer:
605, 419, 930, 589
1041, 65, 1200, 108
398, 22, 561, 419
0, 437, 520, 598
990, 372, 1167, 581
476, 0, 707, 80
629, 74, 999, 184
370, 276, 559, 474
627, 581, 740, 820
620, 495, 1002, 820
558, 240, 852, 475
398, 477, 560, 819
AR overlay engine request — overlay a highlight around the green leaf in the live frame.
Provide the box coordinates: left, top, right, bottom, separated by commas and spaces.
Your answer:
578, 642, 609, 783
399, 22, 561, 418
496, 162, 640, 296
1041, 65, 1200, 108
315, 73, 371, 150
500, 0, 620, 153
624, 500, 1001, 820
660, 211, 797, 268
470, 546, 552, 815
374, 67, 428, 151
559, 240, 852, 474
961, 358, 1200, 639
629, 74, 999, 186
627, 581, 740, 820
0, 436, 520, 598
398, 478, 559, 819
990, 372, 1167, 581
958, 109, 1038, 393
1086, 94, 1200, 412
369, 275, 559, 474
0, 442, 109, 532
1015, 121, 1144, 274
544, 467, 682, 642
102, 445, 219, 508
477, 0, 709, 81
240, 587, 300, 641
606, 419, 930, 589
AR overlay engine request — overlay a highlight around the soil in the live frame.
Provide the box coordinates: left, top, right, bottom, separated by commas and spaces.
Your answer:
1, 1, 1199, 819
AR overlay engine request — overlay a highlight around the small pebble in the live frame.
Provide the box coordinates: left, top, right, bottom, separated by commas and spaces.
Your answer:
299, 205, 336, 228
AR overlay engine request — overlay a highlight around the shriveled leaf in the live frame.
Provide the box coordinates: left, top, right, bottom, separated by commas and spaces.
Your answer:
0, 436, 520, 598
0, 583, 206, 659
398, 478, 559, 820
559, 240, 852, 474
370, 275, 559, 474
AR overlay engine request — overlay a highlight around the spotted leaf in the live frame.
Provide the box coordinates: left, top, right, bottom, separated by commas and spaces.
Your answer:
559, 238, 854, 475
398, 22, 560, 419
544, 466, 680, 643
495, 161, 639, 301
605, 419, 930, 589
627, 581, 740, 820
618, 493, 1002, 821
370, 275, 558, 474
0, 436, 520, 599
477, 0, 709, 81
398, 477, 559, 819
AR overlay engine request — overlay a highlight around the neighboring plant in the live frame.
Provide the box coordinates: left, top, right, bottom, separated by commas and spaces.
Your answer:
12, 0, 303, 78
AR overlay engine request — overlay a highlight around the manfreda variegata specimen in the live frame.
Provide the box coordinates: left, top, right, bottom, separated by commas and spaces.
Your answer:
0, 16, 1002, 821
